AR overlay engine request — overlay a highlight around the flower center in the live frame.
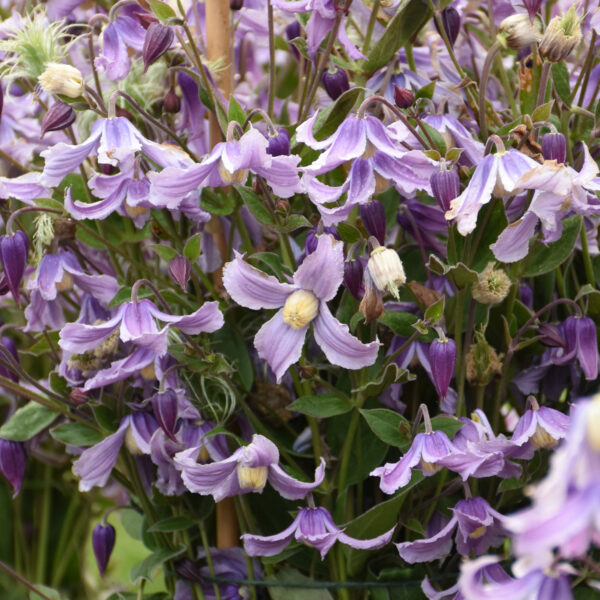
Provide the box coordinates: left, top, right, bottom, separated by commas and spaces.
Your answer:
420, 459, 442, 475
282, 290, 319, 329
218, 160, 248, 185
468, 525, 487, 539
55, 272, 73, 292
237, 465, 268, 490
586, 397, 600, 450
531, 424, 558, 449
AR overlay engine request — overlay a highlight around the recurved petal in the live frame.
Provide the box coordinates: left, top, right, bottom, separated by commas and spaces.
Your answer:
268, 457, 325, 500
396, 515, 457, 563
242, 516, 300, 557
338, 523, 395, 552
150, 301, 224, 334
490, 211, 539, 263
59, 308, 124, 353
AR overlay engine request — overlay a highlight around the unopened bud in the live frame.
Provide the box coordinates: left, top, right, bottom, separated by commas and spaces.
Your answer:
152, 389, 179, 441
286, 21, 301, 41
360, 200, 386, 245
359, 282, 384, 324
92, 523, 116, 577
465, 330, 502, 385
472, 263, 511, 305
430, 168, 460, 212
168, 256, 191, 290
0, 439, 25, 496
321, 67, 349, 100
41, 102, 76, 136
393, 85, 414, 109
537, 323, 565, 348
539, 7, 582, 63
0, 337, 19, 383
344, 259, 364, 299
434, 6, 461, 47
366, 246, 406, 299
498, 13, 542, 51
0, 231, 29, 305
162, 89, 181, 113
230, 0, 244, 9
38, 63, 84, 98
142, 23, 174, 73
541, 132, 567, 163
428, 337, 457, 400
266, 128, 290, 157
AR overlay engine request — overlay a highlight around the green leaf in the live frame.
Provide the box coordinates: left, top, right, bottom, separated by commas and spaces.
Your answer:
183, 233, 203, 262
522, 215, 582, 277
146, 516, 195, 532
29, 586, 64, 600
148, 0, 176, 20
359, 408, 411, 447
313, 87, 362, 141
531, 100, 554, 122
353, 363, 414, 397
108, 286, 153, 307
267, 568, 334, 600
363, 0, 431, 74
424, 297, 444, 323
429, 416, 463, 438
419, 121, 447, 155
235, 186, 274, 225
377, 311, 419, 336
415, 81, 435, 100
130, 546, 185, 584
228, 95, 246, 125
200, 188, 236, 216
276, 214, 312, 233
213, 325, 254, 391
0, 402, 59, 441
551, 62, 571, 106
23, 331, 60, 357
289, 394, 353, 418
336, 222, 362, 244
50, 423, 103, 447
152, 244, 178, 262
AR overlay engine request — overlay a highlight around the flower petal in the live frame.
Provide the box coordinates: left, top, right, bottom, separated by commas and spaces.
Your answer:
268, 457, 325, 500
242, 515, 300, 557
149, 301, 224, 334
491, 211, 539, 263
396, 515, 457, 563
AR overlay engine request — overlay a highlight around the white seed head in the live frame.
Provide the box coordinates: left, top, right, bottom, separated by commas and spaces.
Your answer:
539, 7, 582, 62
282, 290, 319, 329
472, 263, 511, 305
498, 13, 543, 50
367, 247, 406, 299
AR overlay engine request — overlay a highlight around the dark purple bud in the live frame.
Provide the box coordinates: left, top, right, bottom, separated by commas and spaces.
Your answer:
138, 13, 159, 29
0, 231, 29, 305
0, 439, 25, 496
100, 164, 118, 175
142, 23, 174, 73
359, 201, 386, 245
519, 283, 533, 309
344, 259, 364, 299
41, 102, 76, 137
92, 523, 116, 577
163, 89, 181, 114
541, 132, 567, 164
230, 0, 244, 9
168, 256, 191, 290
538, 323, 565, 349
575, 316, 598, 381
430, 169, 460, 212
434, 7, 461, 47
0, 337, 19, 383
152, 390, 180, 441
266, 128, 290, 157
321, 67, 349, 100
429, 337, 457, 400
393, 85, 415, 109
286, 21, 301, 41
305, 226, 338, 254
522, 0, 544, 22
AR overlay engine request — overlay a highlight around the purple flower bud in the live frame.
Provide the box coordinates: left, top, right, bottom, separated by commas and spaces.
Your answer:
168, 256, 191, 290
519, 283, 533, 309
0, 337, 19, 383
41, 102, 76, 137
430, 169, 460, 212
434, 6, 461, 47
522, 0, 544, 21
0, 231, 29, 305
575, 316, 598, 381
428, 337, 457, 400
343, 259, 364, 299
304, 227, 338, 255
359, 201, 386, 245
393, 85, 415, 109
541, 132, 567, 163
230, 0, 244, 9
266, 128, 290, 157
286, 21, 301, 41
0, 439, 25, 496
538, 323, 565, 349
321, 67, 349, 100
142, 23, 174, 73
163, 89, 181, 114
152, 390, 180, 441
92, 523, 116, 577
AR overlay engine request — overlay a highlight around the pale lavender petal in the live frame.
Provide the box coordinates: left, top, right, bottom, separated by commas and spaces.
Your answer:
303, 175, 348, 205
149, 301, 224, 334
67, 270, 120, 305
254, 309, 307, 382
295, 111, 331, 151
496, 150, 539, 194
338, 524, 395, 551
221, 128, 270, 173
371, 436, 424, 494
491, 212, 539, 263
0, 173, 48, 203
97, 118, 142, 166
128, 412, 159, 454
94, 22, 130, 81
313, 303, 379, 370
64, 184, 125, 221
254, 154, 302, 198
537, 407, 569, 440
83, 347, 156, 390
223, 251, 295, 309
268, 458, 325, 500
528, 190, 564, 233
242, 515, 300, 557
113, 15, 147, 52
120, 300, 159, 337
293, 235, 344, 301
365, 116, 403, 158
396, 515, 457, 563
346, 158, 376, 207
59, 308, 124, 353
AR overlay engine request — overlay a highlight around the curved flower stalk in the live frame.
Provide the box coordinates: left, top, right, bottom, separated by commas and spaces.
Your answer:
242, 505, 394, 559
175, 434, 325, 501
222, 234, 380, 381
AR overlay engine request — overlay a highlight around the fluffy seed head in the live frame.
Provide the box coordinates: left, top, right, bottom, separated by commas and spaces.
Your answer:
472, 263, 511, 305
39, 63, 83, 98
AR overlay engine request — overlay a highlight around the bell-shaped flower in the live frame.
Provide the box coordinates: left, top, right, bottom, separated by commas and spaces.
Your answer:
510, 397, 569, 449
0, 230, 29, 304
174, 433, 325, 502
242, 505, 394, 559
148, 127, 301, 209
222, 235, 379, 381
396, 497, 506, 563
92, 523, 116, 577
0, 439, 26, 497
445, 149, 539, 235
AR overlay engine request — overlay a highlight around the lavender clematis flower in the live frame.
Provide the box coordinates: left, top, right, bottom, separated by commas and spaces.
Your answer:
511, 398, 569, 449
175, 434, 325, 501
0, 231, 29, 304
446, 149, 539, 235
222, 235, 379, 381
242, 505, 394, 559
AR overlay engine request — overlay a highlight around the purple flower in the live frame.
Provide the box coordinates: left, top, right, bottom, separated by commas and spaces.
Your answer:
175, 434, 325, 501
0, 439, 26, 496
92, 523, 116, 577
242, 505, 394, 559
0, 173, 49, 204
511, 399, 569, 449
222, 235, 379, 381
396, 498, 506, 563
429, 337, 457, 401
142, 22, 174, 72
0, 230, 28, 304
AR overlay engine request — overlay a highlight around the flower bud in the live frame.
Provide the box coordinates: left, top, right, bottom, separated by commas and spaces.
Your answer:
143, 23, 174, 73
541, 132, 567, 163
38, 63, 84, 98
282, 290, 319, 329
286, 21, 301, 41
41, 101, 76, 136
266, 128, 290, 157
321, 67, 349, 100
522, 0, 544, 22
230, 0, 244, 9
574, 316, 598, 381
360, 201, 386, 245
539, 7, 582, 63
0, 439, 26, 497
429, 337, 457, 400
434, 7, 461, 47
168, 256, 191, 290
304, 227, 337, 254
0, 337, 19, 383
0, 231, 29, 305
393, 85, 414, 109
472, 263, 511, 305
152, 389, 180, 441
344, 259, 364, 299
359, 280, 384, 324
367, 246, 406, 299
465, 331, 502, 386
430, 168, 460, 212
162, 89, 181, 114
537, 323, 565, 349
498, 14, 542, 51
92, 523, 116, 577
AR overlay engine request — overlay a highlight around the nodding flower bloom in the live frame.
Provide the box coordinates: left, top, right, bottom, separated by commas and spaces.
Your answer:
175, 434, 325, 502
222, 234, 379, 381
58, 295, 223, 390
445, 148, 539, 236
396, 498, 506, 564
148, 127, 302, 209
510, 397, 569, 450
242, 505, 395, 559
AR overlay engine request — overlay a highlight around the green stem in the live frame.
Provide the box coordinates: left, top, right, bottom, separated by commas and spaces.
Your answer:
267, 0, 275, 117
580, 225, 595, 287
35, 465, 52, 584
337, 405, 362, 496
363, 0, 380, 54
453, 289, 465, 416
199, 521, 223, 600
478, 41, 502, 139
0, 561, 55, 600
